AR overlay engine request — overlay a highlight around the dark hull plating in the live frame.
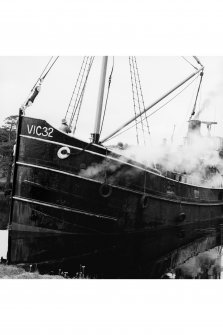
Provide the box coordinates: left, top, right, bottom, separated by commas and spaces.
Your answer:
8, 116, 223, 277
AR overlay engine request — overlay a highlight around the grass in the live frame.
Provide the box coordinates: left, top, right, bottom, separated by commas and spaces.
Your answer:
0, 264, 64, 279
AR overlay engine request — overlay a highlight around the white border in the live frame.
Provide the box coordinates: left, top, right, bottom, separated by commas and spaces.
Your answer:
1, 1, 223, 335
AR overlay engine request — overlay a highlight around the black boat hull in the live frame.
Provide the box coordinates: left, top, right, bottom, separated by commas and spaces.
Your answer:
8, 115, 223, 276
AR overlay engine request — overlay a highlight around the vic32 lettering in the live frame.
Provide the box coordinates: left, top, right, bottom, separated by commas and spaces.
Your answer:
27, 125, 54, 138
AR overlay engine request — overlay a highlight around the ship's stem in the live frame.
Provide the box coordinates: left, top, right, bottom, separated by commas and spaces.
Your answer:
7, 108, 23, 263
92, 56, 108, 144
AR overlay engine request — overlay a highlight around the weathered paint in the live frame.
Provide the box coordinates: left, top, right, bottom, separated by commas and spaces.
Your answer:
7, 116, 223, 273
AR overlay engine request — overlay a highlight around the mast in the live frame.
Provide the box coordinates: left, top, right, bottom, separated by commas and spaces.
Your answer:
92, 56, 108, 144
101, 65, 204, 144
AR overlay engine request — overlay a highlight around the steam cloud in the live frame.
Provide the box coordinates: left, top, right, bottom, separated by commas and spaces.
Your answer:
174, 248, 222, 279
194, 80, 223, 119
119, 133, 223, 187
80, 133, 223, 188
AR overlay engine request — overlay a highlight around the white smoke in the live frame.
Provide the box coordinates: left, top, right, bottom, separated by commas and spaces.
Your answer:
117, 134, 223, 187
194, 80, 223, 119
80, 133, 223, 188
174, 248, 221, 279
80, 158, 122, 182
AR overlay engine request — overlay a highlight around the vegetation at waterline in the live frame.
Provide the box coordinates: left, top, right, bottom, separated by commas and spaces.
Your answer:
0, 263, 94, 279
0, 115, 18, 188
0, 115, 18, 229
0, 264, 64, 279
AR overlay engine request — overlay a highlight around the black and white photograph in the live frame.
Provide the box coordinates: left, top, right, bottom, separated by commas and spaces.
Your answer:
1, 56, 223, 279
1, 0, 223, 334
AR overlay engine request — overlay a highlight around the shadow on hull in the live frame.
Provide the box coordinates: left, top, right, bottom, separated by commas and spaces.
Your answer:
11, 222, 223, 279
7, 115, 223, 278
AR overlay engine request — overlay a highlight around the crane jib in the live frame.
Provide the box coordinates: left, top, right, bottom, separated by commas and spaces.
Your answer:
101, 66, 204, 143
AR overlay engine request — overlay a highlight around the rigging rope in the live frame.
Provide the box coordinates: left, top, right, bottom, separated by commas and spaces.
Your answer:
181, 56, 198, 70
128, 57, 149, 145
189, 71, 204, 119
133, 57, 150, 136
72, 57, 95, 134
41, 56, 59, 80
65, 56, 94, 133
129, 57, 140, 145
105, 73, 200, 142
99, 57, 115, 136
131, 57, 146, 144
70, 57, 90, 125
21, 56, 59, 112
30, 56, 54, 92
65, 56, 89, 125
66, 57, 88, 121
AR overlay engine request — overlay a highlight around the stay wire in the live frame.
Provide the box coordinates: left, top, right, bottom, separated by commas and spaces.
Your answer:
22, 56, 59, 112
133, 57, 150, 136
72, 57, 95, 134
129, 56, 140, 145
106, 73, 200, 142
65, 57, 88, 121
69, 57, 90, 126
189, 71, 204, 120
132, 56, 146, 144
30, 56, 54, 92
181, 57, 198, 71
41, 56, 59, 80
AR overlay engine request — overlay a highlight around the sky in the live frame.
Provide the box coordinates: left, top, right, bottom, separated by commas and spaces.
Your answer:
1, 56, 223, 146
